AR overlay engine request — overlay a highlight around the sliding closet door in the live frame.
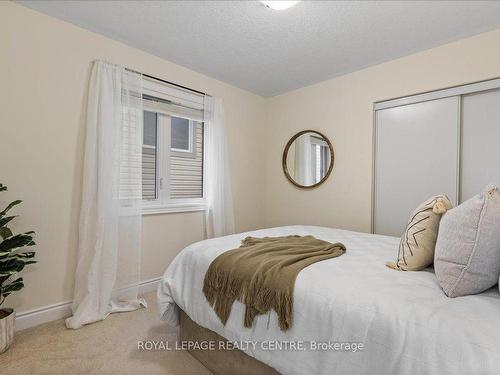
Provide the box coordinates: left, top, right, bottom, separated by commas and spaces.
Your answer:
374, 97, 459, 236
461, 89, 500, 201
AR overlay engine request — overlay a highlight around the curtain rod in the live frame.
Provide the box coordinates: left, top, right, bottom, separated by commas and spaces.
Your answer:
124, 67, 207, 96
99, 62, 206, 96
143, 73, 207, 97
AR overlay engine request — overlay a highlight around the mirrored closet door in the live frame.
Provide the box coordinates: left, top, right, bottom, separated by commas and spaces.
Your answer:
373, 79, 500, 237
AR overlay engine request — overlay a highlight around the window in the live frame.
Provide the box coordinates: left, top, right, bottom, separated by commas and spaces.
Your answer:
141, 78, 206, 214
171, 117, 192, 152
170, 118, 204, 199
311, 136, 330, 184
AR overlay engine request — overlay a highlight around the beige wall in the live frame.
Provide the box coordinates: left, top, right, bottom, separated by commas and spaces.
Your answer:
0, 2, 266, 313
265, 28, 500, 233
3, 2, 500, 316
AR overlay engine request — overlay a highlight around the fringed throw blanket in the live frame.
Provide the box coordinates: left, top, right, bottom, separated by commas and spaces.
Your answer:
203, 235, 346, 331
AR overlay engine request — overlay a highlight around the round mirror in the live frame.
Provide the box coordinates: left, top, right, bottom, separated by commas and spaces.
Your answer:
282, 130, 334, 189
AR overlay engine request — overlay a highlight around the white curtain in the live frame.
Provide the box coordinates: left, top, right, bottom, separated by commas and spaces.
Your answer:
294, 134, 313, 185
66, 61, 146, 329
203, 96, 235, 238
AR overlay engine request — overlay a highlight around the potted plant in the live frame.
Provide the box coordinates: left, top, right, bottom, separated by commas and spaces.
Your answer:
0, 183, 36, 354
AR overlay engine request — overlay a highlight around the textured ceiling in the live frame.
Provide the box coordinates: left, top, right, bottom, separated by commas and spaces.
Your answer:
18, 1, 500, 97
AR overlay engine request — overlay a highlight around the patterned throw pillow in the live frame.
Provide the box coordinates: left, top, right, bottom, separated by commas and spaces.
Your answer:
386, 195, 452, 271
434, 185, 500, 297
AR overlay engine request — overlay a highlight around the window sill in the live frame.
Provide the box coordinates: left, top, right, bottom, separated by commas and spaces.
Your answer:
142, 202, 207, 216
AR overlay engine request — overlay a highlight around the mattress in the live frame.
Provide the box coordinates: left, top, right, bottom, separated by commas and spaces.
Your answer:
157, 225, 500, 375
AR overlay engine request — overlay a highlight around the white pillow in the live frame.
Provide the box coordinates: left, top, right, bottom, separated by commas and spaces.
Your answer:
434, 185, 500, 297
386, 195, 452, 271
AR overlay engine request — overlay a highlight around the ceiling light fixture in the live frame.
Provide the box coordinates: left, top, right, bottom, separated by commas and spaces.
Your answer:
261, 1, 299, 11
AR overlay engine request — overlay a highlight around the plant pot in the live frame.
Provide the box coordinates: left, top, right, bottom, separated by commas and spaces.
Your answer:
0, 308, 15, 354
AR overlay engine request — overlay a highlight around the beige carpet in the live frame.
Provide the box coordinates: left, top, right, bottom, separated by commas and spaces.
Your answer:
0, 292, 212, 375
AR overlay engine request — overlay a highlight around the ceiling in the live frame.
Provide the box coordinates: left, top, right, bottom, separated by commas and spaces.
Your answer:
18, 1, 500, 97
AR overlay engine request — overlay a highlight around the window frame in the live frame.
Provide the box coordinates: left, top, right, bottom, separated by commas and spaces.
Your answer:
310, 136, 329, 184
171, 118, 195, 155
141, 104, 207, 216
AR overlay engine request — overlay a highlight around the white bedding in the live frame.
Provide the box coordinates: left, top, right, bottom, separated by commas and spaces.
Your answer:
157, 226, 500, 375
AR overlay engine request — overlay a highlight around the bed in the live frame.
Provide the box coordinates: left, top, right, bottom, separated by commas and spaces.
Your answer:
157, 225, 500, 375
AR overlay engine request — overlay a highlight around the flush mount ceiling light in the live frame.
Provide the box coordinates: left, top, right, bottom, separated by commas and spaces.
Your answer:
261, 1, 299, 11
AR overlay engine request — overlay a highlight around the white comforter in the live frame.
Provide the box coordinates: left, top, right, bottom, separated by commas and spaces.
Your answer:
157, 226, 500, 375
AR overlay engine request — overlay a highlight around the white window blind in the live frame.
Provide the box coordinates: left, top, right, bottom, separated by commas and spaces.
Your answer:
142, 78, 203, 121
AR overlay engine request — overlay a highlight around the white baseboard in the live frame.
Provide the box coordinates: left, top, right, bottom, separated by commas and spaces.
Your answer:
15, 277, 160, 332
137, 276, 161, 294
15, 300, 73, 332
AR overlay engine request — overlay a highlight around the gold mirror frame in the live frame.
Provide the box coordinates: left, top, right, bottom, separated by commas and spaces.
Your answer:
282, 130, 335, 189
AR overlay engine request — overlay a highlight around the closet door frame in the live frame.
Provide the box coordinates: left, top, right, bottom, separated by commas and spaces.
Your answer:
371, 77, 500, 234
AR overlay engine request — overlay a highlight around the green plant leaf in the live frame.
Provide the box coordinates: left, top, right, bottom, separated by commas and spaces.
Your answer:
16, 251, 36, 258
0, 233, 35, 252
0, 249, 36, 260
0, 200, 22, 217
0, 257, 36, 266
0, 258, 29, 274
0, 187, 36, 304
0, 216, 15, 228
0, 227, 13, 240
0, 270, 18, 277
0, 275, 9, 285
1, 278, 24, 304
0, 247, 33, 258
1, 277, 24, 294
1, 255, 23, 262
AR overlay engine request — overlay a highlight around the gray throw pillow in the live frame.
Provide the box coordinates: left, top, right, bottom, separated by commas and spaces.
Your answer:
434, 185, 500, 297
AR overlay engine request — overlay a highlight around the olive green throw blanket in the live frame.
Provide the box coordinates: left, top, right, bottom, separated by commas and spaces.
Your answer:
202, 235, 346, 331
